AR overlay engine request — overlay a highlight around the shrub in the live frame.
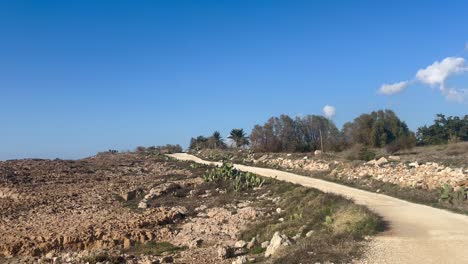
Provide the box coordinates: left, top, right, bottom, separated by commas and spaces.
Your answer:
203, 162, 266, 192
385, 134, 416, 154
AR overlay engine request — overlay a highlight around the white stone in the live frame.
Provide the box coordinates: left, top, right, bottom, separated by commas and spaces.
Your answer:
232, 256, 247, 264
375, 157, 388, 166
265, 232, 292, 258
305, 230, 315, 237
261, 241, 270, 248
235, 240, 247, 248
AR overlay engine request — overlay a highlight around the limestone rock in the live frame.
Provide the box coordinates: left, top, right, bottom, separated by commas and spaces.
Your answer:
265, 232, 292, 258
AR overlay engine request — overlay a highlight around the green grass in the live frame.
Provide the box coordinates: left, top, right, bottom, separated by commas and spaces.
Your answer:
126, 241, 187, 256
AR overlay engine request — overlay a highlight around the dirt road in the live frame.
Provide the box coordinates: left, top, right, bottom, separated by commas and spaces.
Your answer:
169, 153, 468, 264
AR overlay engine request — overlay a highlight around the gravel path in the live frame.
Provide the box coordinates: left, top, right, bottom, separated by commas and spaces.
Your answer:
169, 153, 468, 264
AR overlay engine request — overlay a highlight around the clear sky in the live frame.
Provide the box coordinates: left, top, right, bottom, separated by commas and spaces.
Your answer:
1, 0, 467, 160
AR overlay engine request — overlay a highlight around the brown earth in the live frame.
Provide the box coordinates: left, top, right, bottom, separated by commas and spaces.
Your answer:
0, 153, 265, 263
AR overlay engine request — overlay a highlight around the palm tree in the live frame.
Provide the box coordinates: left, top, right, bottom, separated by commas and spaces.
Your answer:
209, 131, 226, 149
228, 128, 250, 148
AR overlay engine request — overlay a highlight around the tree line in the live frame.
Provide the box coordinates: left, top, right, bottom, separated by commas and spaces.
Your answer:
189, 110, 467, 153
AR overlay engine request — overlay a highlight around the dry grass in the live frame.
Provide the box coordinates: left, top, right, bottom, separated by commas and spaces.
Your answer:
240, 181, 385, 263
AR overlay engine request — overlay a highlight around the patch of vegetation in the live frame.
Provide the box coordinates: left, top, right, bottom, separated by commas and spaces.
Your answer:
241, 181, 385, 263
203, 162, 266, 192
272, 234, 362, 264
417, 114, 468, 145
112, 193, 143, 212
126, 241, 187, 256
439, 184, 468, 204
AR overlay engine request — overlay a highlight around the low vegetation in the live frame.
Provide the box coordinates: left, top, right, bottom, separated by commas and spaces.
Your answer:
240, 181, 385, 263
126, 241, 187, 256
203, 162, 265, 192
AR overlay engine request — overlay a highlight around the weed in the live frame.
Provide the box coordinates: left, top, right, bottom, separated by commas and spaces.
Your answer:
126, 241, 186, 256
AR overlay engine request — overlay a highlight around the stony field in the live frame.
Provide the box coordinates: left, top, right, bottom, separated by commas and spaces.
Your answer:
0, 151, 382, 264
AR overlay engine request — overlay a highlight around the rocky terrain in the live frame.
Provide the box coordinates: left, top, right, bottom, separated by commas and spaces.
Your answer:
196, 143, 468, 191
0, 153, 260, 263
194, 144, 468, 212
256, 154, 468, 190
0, 151, 382, 264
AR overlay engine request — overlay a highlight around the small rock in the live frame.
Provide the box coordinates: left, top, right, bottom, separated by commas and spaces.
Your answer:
276, 208, 282, 214
388, 155, 400, 161
261, 241, 270, 248
265, 232, 292, 258
246, 237, 257, 249
189, 239, 203, 249
232, 256, 247, 264
235, 240, 247, 248
218, 246, 234, 259
123, 238, 133, 249
45, 252, 55, 259
195, 205, 207, 212
292, 233, 301, 240
138, 200, 148, 209
121, 190, 137, 201
314, 150, 323, 156
305, 231, 315, 238
375, 157, 388, 166
160, 255, 174, 263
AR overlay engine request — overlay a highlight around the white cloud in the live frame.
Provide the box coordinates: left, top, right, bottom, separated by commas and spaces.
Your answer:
323, 105, 336, 119
378, 81, 410, 95
379, 56, 468, 102
416, 57, 466, 86
465, 42, 468, 51
440, 85, 466, 103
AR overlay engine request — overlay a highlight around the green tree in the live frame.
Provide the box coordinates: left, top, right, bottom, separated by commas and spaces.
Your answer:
229, 129, 250, 148
417, 114, 468, 145
208, 131, 226, 149
343, 109, 414, 149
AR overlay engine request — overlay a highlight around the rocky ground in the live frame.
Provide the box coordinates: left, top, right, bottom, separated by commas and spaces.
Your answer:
0, 153, 265, 263
0, 151, 383, 264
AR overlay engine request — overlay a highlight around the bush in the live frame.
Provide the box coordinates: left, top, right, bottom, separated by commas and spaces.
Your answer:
144, 144, 183, 155
359, 147, 376, 161
385, 134, 416, 154
203, 162, 266, 192
345, 145, 376, 161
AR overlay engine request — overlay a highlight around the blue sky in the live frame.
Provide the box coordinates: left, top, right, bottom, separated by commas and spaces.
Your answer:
1, 0, 467, 160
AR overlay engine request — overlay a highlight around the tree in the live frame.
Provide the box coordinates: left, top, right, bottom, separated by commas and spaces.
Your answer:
250, 114, 342, 152
417, 114, 468, 145
343, 109, 414, 149
189, 136, 209, 150
208, 131, 226, 149
228, 129, 250, 148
